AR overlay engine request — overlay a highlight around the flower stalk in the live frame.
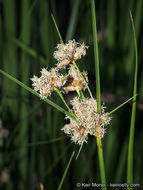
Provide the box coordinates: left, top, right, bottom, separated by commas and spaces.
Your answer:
72, 61, 94, 99
91, 0, 106, 189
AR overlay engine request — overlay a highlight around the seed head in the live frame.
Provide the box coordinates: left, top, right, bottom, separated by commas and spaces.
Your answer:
62, 119, 88, 145
31, 67, 67, 98
53, 39, 88, 68
62, 97, 111, 144
63, 65, 88, 93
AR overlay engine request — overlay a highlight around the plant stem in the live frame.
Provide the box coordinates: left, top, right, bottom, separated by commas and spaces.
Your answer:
91, 1, 106, 189
0, 69, 75, 120
91, 0, 101, 114
57, 152, 75, 190
108, 94, 137, 116
76, 134, 87, 160
80, 91, 85, 100
72, 61, 93, 99
51, 14, 63, 43
127, 12, 138, 189
54, 87, 71, 113
75, 86, 81, 98
54, 87, 77, 120
96, 137, 107, 190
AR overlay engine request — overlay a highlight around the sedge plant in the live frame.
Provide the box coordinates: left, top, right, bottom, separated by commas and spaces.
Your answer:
0, 3, 138, 190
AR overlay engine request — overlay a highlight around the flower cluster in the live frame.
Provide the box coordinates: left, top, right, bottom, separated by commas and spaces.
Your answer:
62, 97, 111, 145
31, 39, 111, 145
31, 68, 67, 98
63, 65, 88, 93
53, 39, 88, 68
31, 40, 88, 98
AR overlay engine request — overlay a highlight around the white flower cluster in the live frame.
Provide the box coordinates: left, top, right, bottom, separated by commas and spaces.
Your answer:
31, 68, 67, 98
31, 39, 111, 145
62, 97, 111, 145
53, 39, 88, 68
63, 65, 88, 93
31, 40, 88, 98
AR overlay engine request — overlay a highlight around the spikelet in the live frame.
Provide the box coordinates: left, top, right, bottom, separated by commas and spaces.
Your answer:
31, 67, 67, 98
63, 65, 88, 93
53, 39, 88, 68
61, 119, 88, 145
62, 97, 111, 144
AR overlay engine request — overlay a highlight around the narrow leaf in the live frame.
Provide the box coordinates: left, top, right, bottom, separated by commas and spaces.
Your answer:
51, 14, 63, 43
0, 69, 75, 119
57, 152, 75, 190
108, 94, 137, 115
127, 11, 138, 187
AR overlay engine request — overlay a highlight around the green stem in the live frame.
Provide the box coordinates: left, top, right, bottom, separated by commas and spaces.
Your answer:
72, 61, 94, 99
54, 87, 71, 112
54, 88, 77, 120
57, 152, 75, 190
51, 14, 63, 43
0, 69, 75, 120
75, 86, 81, 98
127, 12, 138, 188
76, 134, 87, 160
96, 137, 107, 190
108, 94, 137, 116
91, 0, 101, 113
91, 1, 106, 189
80, 91, 85, 100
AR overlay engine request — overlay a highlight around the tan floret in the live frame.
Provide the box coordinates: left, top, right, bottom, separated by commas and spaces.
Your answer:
53, 39, 88, 68
62, 97, 111, 144
31, 67, 67, 98
63, 65, 88, 93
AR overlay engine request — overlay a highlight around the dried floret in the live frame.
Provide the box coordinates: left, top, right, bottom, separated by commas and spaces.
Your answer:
31, 67, 67, 98
53, 39, 88, 68
63, 65, 88, 93
62, 97, 111, 144
62, 119, 88, 145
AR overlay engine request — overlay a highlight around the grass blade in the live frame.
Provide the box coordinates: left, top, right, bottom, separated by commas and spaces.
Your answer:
51, 14, 63, 43
19, 137, 65, 148
108, 94, 137, 115
57, 152, 75, 190
75, 135, 87, 160
0, 69, 75, 119
127, 12, 138, 187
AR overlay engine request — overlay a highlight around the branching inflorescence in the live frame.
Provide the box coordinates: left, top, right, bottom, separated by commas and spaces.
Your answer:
31, 39, 111, 145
